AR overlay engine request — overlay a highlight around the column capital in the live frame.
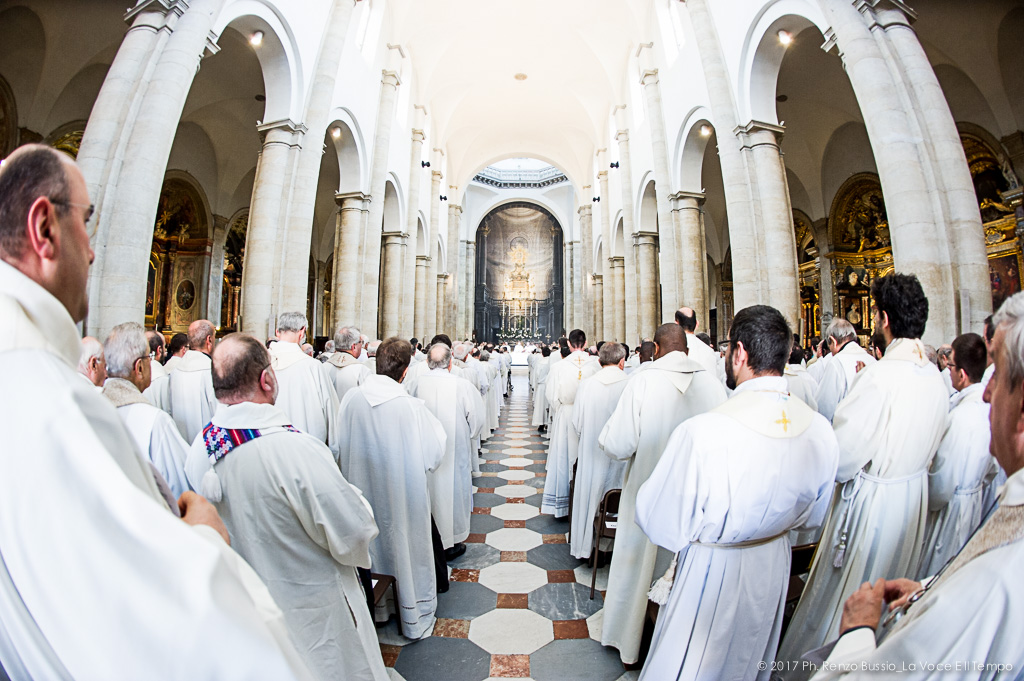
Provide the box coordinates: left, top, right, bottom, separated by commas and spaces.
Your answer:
597, 169, 609, 180
639, 69, 659, 87
735, 120, 785, 147
124, 0, 185, 24
636, 230, 659, 245
437, 272, 449, 282
448, 203, 463, 215
432, 170, 444, 182
411, 128, 425, 142
577, 204, 593, 218
258, 118, 308, 135
609, 255, 625, 267
592, 273, 604, 283
616, 130, 630, 143
381, 69, 402, 88
335, 191, 370, 208
416, 254, 431, 264
856, 0, 917, 26
669, 190, 705, 207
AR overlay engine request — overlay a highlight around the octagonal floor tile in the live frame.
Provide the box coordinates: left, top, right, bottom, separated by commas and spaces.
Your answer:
586, 609, 603, 642
530, 638, 625, 681
477, 561, 548, 594
526, 543, 585, 571
393, 635, 492, 681
435, 581, 498, 621
528, 582, 603, 620
485, 527, 542, 552
498, 458, 529, 467
498, 469, 536, 482
489, 503, 540, 521
495, 484, 538, 498
573, 564, 610, 592
449, 543, 501, 570
525, 495, 544, 508
524, 515, 570, 534
502, 448, 532, 457
470, 514, 505, 534
467, 609, 554, 655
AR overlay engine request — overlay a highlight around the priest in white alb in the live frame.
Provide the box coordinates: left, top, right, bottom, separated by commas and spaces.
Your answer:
268, 311, 340, 456
598, 323, 728, 665
411, 343, 485, 556
814, 318, 876, 422
324, 326, 371, 403
916, 332, 998, 578
785, 343, 820, 412
779, 273, 949, 669
102, 321, 191, 500
634, 305, 839, 680
168, 319, 220, 442
569, 341, 629, 559
335, 338, 446, 640
143, 329, 171, 410
807, 293, 1024, 680
543, 330, 599, 517
185, 333, 387, 681
531, 345, 553, 431
675, 306, 720, 376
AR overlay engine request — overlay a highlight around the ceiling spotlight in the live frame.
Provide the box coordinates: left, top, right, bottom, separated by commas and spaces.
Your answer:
700, 124, 713, 137
610, 162, 620, 169
440, 195, 448, 201
778, 30, 793, 46
330, 127, 341, 139
250, 31, 264, 46
421, 161, 431, 168
514, 73, 528, 81
592, 196, 601, 202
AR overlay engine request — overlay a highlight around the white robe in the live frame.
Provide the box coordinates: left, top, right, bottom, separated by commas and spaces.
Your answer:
413, 370, 485, 548
805, 351, 833, 383
335, 375, 446, 639
543, 350, 600, 516
811, 468, 1024, 680
636, 377, 839, 681
527, 352, 539, 390
142, 356, 171, 411
167, 349, 219, 442
531, 355, 552, 427
0, 260, 309, 681
685, 332, 719, 376
269, 341, 340, 456
779, 338, 949, 665
916, 382, 998, 578
186, 402, 386, 681
785, 363, 820, 412
324, 352, 372, 405
569, 365, 628, 558
103, 377, 192, 499
598, 351, 728, 664
815, 342, 876, 422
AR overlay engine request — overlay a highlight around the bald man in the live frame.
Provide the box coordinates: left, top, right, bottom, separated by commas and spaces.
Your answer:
77, 336, 106, 389
599, 323, 728, 665
168, 319, 219, 442
675, 306, 719, 375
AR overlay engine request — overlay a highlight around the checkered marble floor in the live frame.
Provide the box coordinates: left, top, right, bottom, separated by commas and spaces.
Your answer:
377, 367, 637, 681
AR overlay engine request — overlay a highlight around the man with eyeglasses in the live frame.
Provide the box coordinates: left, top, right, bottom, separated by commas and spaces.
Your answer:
323, 325, 371, 406
0, 143, 310, 678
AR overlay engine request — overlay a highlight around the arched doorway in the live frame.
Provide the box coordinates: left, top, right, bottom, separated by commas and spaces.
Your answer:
474, 202, 564, 343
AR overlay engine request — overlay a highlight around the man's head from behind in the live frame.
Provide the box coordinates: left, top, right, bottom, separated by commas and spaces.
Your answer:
105, 322, 153, 392
377, 337, 413, 382
146, 330, 166, 363
430, 334, 453, 349
168, 332, 189, 358
334, 326, 363, 356
824, 318, 857, 354
188, 319, 216, 355
567, 329, 586, 351
427, 342, 452, 371
598, 341, 626, 369
78, 336, 106, 386
725, 305, 791, 390
0, 144, 94, 321
275, 311, 307, 344
638, 340, 656, 363
212, 333, 277, 405
674, 307, 698, 333
653, 323, 688, 360
871, 273, 928, 343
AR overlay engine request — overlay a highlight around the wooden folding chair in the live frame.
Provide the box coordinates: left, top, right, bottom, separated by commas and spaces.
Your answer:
590, 488, 621, 599
781, 542, 818, 638
370, 573, 398, 627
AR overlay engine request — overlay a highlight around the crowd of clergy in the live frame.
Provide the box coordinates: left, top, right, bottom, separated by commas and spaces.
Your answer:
2, 143, 1023, 681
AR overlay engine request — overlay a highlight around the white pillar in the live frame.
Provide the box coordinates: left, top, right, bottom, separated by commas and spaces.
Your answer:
463, 240, 476, 340
380, 233, 405, 337
578, 202, 594, 335
637, 232, 660, 338
332, 192, 370, 330
565, 240, 576, 330
401, 113, 426, 337
445, 201, 462, 338
425, 168, 443, 339
610, 256, 625, 341
436, 273, 447, 335
415, 255, 429, 341
670, 191, 708, 327
84, 0, 226, 339
615, 121, 639, 343
206, 215, 228, 326
593, 274, 604, 341
598, 167, 615, 340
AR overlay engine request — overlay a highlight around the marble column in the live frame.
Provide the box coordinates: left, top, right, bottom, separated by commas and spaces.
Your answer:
84, 0, 226, 339
637, 231, 660, 339
425, 169, 443, 339
817, 0, 957, 342
464, 240, 476, 340
436, 273, 448, 334
415, 255, 429, 341
206, 214, 229, 326
240, 120, 303, 338
737, 122, 800, 328
380, 232, 405, 337
876, 6, 990, 333
593, 274, 604, 341
598, 167, 615, 340
279, 0, 354, 319
445, 201, 462, 339
615, 120, 639, 343
565, 240, 575, 330
670, 191, 708, 327
331, 191, 370, 331
610, 256, 626, 341
360, 57, 403, 335
401, 115, 426, 337
636, 51, 680, 312
685, 0, 764, 312
578, 202, 594, 335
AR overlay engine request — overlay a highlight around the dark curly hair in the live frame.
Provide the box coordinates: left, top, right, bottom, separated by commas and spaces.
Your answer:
871, 273, 928, 339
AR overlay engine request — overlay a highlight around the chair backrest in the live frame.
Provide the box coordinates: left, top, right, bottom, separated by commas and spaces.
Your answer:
601, 488, 621, 515
790, 543, 817, 576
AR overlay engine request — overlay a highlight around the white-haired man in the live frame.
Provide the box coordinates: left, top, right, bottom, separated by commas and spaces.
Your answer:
411, 343, 484, 558
77, 336, 105, 389
325, 326, 371, 403
569, 341, 629, 559
814, 318, 876, 422
269, 311, 340, 456
804, 292, 1024, 680
167, 319, 219, 442
102, 322, 191, 500
365, 339, 381, 373
0, 144, 308, 678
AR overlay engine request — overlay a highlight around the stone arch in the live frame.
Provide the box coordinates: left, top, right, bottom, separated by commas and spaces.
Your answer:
460, 153, 581, 199
0, 5, 45, 128
213, 1, 302, 123
43, 63, 108, 136
435, 235, 446, 274
384, 175, 404, 233
416, 216, 427, 256
613, 217, 625, 258
160, 170, 214, 241
594, 236, 605, 275
675, 106, 715, 192
821, 121, 878, 216
638, 178, 658, 234
934, 63, 1002, 139
472, 195, 573, 245
738, 0, 830, 126
326, 110, 367, 194
998, 6, 1024, 130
